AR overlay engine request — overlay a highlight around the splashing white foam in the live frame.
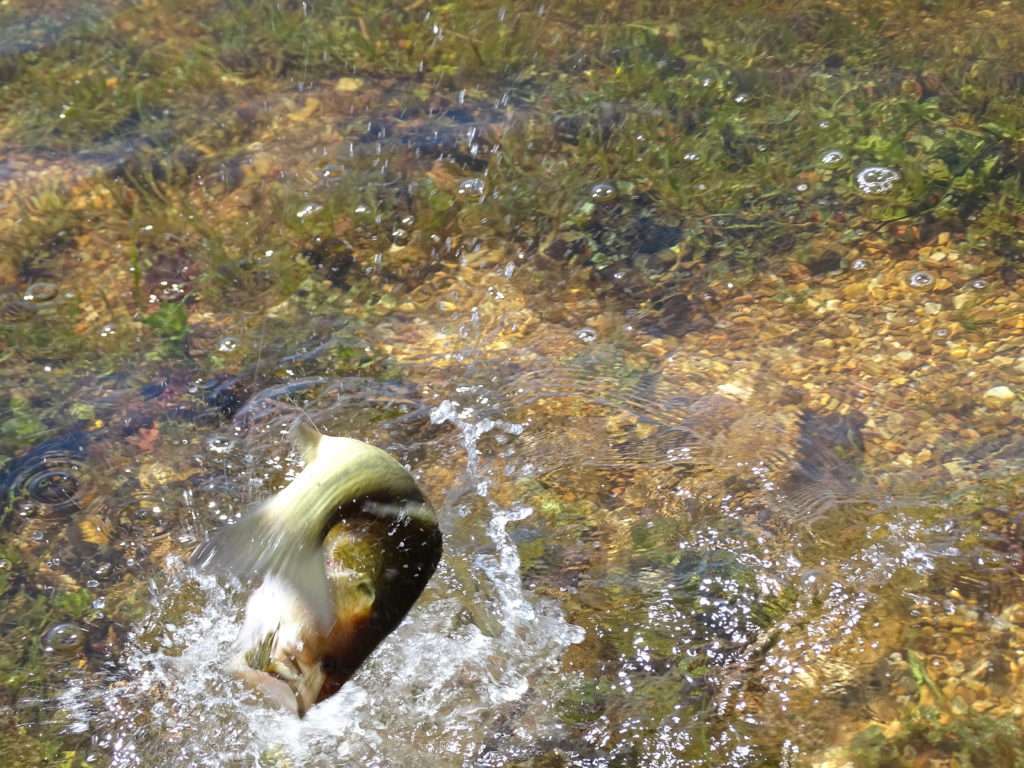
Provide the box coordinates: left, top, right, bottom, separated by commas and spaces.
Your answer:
60, 400, 582, 767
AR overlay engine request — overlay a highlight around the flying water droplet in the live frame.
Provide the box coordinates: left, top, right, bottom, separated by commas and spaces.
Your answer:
457, 178, 486, 198
589, 182, 618, 203
205, 434, 236, 454
296, 203, 323, 219
856, 166, 901, 195
908, 271, 934, 289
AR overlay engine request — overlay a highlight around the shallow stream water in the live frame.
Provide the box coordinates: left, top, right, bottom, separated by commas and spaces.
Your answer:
2, 1, 1024, 766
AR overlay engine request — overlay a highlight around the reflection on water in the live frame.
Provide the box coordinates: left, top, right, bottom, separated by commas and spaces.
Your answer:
1, 0, 1024, 765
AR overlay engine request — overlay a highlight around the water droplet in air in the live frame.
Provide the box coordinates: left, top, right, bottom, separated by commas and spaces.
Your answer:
160, 283, 185, 302
908, 271, 934, 289
296, 203, 323, 219
589, 182, 618, 203
851, 258, 871, 271
23, 282, 58, 303
856, 167, 900, 195
820, 150, 845, 165
43, 622, 87, 654
205, 434, 236, 454
457, 178, 486, 198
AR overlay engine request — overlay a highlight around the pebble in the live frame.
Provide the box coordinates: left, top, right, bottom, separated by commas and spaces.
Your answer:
982, 385, 1016, 408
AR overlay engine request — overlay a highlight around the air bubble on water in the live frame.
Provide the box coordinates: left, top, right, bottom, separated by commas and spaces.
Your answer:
856, 166, 900, 195
205, 434, 236, 454
99, 323, 116, 337
795, 183, 809, 192
457, 178, 486, 198
970, 278, 987, 290
820, 149, 845, 165
908, 271, 934, 289
818, 119, 832, 129
701, 77, 713, 87
576, 328, 597, 343
399, 215, 416, 228
43, 622, 87, 654
217, 337, 239, 353
296, 203, 323, 219
683, 152, 700, 162
159, 283, 185, 301
15, 498, 42, 517
23, 282, 58, 303
390, 228, 409, 245
589, 182, 617, 203
933, 327, 949, 339
733, 93, 750, 104
851, 258, 871, 271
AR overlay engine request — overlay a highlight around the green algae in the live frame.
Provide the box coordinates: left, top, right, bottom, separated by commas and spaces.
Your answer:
0, 0, 1023, 765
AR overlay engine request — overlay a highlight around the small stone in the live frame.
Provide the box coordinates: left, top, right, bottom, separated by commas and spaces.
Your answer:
983, 386, 1016, 408
335, 77, 364, 93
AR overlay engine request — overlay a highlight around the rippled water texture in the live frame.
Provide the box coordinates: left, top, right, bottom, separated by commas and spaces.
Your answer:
2, 0, 1024, 766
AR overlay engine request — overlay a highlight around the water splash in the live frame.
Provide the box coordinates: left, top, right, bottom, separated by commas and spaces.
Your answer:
58, 394, 582, 767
